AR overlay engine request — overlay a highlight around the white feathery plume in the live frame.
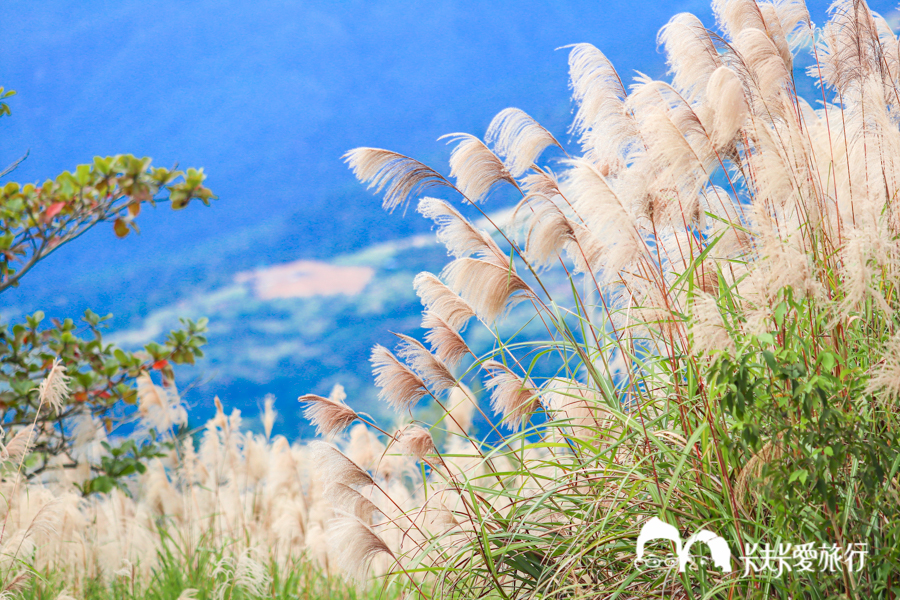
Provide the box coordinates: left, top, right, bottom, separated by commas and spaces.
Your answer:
413, 272, 476, 331
546, 378, 607, 441
838, 226, 897, 316
564, 223, 605, 275
758, 4, 793, 70
440, 133, 516, 203
560, 158, 641, 275
71, 410, 106, 464
485, 107, 563, 177
712, 0, 767, 41
518, 195, 576, 268
262, 394, 277, 440
394, 333, 456, 392
873, 12, 900, 84
482, 360, 541, 429
370, 345, 429, 412
38, 358, 69, 413
626, 77, 716, 189
812, 0, 881, 94
299, 389, 359, 439
567, 43, 637, 165
308, 441, 374, 488
328, 516, 395, 583
446, 384, 477, 435
690, 293, 736, 355
561, 158, 634, 233
23, 496, 64, 541
705, 66, 749, 148
324, 482, 380, 522
396, 424, 436, 460
658, 12, 722, 102
867, 328, 900, 401
734, 27, 792, 99
422, 312, 473, 367
3, 572, 32, 595
234, 550, 270, 596
771, 0, 812, 54
441, 258, 532, 323
137, 373, 188, 433
177, 591, 198, 600
417, 197, 507, 265
4, 425, 35, 463
347, 423, 398, 476
113, 558, 134, 578
520, 167, 563, 198
343, 147, 452, 213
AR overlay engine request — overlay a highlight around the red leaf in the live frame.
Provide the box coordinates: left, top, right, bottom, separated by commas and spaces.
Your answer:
152, 360, 169, 371
44, 202, 64, 221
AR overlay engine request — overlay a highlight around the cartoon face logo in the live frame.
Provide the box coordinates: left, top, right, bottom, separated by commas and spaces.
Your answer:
634, 517, 732, 573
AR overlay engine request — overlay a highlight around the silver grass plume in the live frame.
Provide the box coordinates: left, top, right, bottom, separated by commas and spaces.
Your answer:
422, 312, 472, 367
441, 258, 531, 323
394, 333, 456, 392
328, 515, 395, 583
4, 572, 32, 595
814, 0, 883, 95
417, 197, 507, 266
370, 344, 429, 412
440, 133, 516, 202
23, 496, 64, 541
396, 424, 436, 460
658, 12, 722, 102
564, 223, 605, 275
308, 441, 374, 488
690, 293, 736, 355
521, 167, 563, 198
343, 147, 452, 213
867, 330, 900, 401
234, 550, 270, 596
485, 107, 563, 177
566, 43, 636, 165
625, 77, 716, 192
299, 391, 359, 439
517, 195, 576, 268
705, 66, 749, 148
446, 384, 477, 435
3, 425, 35, 463
262, 394, 277, 440
38, 358, 69, 413
324, 482, 380, 522
711, 0, 768, 41
482, 360, 542, 429
733, 27, 792, 100
413, 272, 476, 331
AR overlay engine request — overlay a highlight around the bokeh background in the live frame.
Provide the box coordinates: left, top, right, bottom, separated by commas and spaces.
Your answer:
0, 0, 889, 437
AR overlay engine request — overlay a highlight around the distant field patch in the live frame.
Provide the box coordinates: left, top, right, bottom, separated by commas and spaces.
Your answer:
236, 260, 375, 299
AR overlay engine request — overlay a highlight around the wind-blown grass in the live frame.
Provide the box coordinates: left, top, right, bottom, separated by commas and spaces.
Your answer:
302, 0, 900, 598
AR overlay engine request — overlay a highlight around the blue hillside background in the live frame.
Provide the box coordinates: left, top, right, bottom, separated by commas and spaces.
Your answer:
0, 0, 883, 437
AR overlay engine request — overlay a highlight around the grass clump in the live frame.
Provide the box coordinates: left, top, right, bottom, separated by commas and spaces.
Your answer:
299, 0, 900, 598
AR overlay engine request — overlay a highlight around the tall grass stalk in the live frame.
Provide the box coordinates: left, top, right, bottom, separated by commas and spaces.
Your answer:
0, 369, 386, 598
311, 0, 900, 597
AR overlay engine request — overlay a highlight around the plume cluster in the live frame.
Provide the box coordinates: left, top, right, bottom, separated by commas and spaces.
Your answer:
324, 0, 900, 597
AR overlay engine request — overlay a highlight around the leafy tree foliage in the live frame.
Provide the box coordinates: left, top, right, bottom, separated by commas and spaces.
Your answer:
0, 87, 214, 493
